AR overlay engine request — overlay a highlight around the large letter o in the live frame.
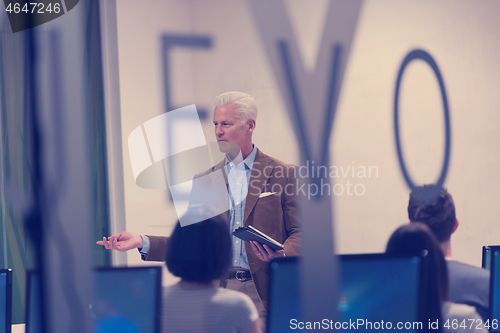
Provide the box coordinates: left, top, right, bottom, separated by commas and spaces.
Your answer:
394, 49, 451, 190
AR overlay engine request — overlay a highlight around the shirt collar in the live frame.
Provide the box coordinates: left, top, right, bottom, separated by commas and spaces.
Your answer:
225, 145, 257, 170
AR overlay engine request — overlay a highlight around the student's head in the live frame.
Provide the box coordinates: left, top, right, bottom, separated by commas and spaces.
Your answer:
386, 222, 448, 301
408, 184, 456, 243
166, 215, 231, 284
386, 223, 448, 332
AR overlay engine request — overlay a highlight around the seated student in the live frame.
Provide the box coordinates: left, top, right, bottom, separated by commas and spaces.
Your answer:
408, 185, 490, 321
162, 215, 261, 333
386, 223, 487, 333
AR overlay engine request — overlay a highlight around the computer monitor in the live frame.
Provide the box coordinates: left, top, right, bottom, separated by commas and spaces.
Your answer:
267, 254, 426, 333
488, 246, 500, 332
0, 269, 12, 333
26, 267, 162, 333
93, 266, 162, 333
482, 246, 492, 270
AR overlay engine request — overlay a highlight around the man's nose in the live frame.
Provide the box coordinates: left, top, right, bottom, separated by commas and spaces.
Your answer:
215, 125, 223, 136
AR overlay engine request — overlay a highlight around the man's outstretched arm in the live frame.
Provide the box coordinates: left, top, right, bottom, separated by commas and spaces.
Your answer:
97, 232, 169, 262
96, 231, 143, 252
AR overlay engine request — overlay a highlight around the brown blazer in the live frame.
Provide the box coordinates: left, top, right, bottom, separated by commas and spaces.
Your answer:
144, 148, 302, 308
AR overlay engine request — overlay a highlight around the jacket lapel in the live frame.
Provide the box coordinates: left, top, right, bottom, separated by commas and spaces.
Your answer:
212, 159, 230, 222
244, 149, 273, 225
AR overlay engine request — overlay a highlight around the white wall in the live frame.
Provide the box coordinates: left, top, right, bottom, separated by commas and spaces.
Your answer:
114, 0, 500, 285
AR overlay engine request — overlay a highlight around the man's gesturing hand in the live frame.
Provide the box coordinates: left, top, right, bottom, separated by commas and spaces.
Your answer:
96, 232, 143, 252
250, 241, 285, 262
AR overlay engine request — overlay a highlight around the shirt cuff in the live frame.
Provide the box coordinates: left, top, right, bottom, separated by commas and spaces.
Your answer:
138, 235, 150, 256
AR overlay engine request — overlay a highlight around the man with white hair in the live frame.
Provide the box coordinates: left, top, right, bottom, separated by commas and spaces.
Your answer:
99, 91, 302, 318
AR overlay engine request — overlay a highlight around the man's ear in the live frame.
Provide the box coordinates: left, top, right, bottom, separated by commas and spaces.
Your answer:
452, 218, 459, 234
247, 119, 256, 133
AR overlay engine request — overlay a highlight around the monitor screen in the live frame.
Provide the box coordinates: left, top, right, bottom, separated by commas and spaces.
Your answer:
490, 248, 500, 332
26, 267, 162, 333
0, 269, 12, 333
483, 246, 491, 270
267, 254, 424, 333
93, 266, 162, 333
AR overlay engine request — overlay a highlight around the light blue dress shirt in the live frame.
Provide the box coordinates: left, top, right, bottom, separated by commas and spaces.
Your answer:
226, 146, 257, 269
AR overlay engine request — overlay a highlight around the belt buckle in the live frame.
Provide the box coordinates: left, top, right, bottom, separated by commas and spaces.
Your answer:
235, 270, 247, 281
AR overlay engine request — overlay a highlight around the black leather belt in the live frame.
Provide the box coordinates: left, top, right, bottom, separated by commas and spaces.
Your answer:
227, 269, 252, 281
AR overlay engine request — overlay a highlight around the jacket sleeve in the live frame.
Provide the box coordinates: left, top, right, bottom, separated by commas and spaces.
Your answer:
141, 235, 169, 262
282, 166, 302, 256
